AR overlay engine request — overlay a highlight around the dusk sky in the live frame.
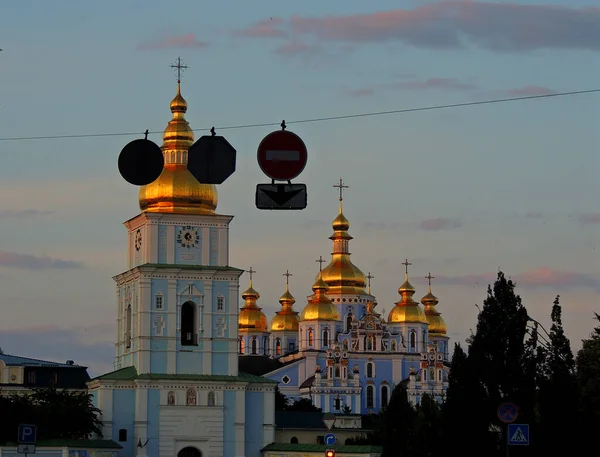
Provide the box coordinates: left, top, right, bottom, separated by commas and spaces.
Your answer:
0, 0, 599, 376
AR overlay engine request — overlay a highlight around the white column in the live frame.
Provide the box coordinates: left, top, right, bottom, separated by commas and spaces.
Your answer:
235, 390, 246, 457
134, 384, 149, 457
98, 386, 115, 438
167, 279, 178, 373
263, 388, 276, 446
167, 226, 175, 264
218, 227, 228, 266
148, 222, 159, 264
201, 228, 210, 265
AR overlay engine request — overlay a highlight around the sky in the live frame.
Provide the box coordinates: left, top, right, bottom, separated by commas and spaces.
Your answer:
0, 0, 599, 376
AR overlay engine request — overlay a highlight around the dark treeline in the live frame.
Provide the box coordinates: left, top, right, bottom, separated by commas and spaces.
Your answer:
349, 271, 598, 456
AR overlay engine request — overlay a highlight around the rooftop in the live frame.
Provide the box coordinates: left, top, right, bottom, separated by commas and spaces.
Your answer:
0, 354, 84, 368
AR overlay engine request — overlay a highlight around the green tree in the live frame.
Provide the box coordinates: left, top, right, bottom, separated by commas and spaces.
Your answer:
536, 296, 578, 453
576, 313, 600, 441
0, 347, 4, 354
286, 397, 321, 412
380, 382, 416, 457
274, 385, 289, 411
410, 393, 443, 457
0, 388, 102, 443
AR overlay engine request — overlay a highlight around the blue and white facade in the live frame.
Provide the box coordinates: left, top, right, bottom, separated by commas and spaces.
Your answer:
88, 82, 276, 457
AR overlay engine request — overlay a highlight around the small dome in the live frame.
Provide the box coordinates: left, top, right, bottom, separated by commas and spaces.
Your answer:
238, 281, 268, 332
301, 274, 340, 321
387, 274, 428, 324
421, 288, 447, 335
332, 211, 350, 231
270, 285, 300, 332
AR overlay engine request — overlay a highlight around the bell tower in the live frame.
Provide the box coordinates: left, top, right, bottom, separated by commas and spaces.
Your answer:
113, 71, 243, 377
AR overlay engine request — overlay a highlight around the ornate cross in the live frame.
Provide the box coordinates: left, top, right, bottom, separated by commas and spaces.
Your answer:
248, 267, 256, 281
283, 270, 292, 284
402, 258, 412, 275
367, 272, 375, 289
316, 256, 326, 271
333, 178, 348, 202
170, 57, 188, 83
425, 272, 435, 286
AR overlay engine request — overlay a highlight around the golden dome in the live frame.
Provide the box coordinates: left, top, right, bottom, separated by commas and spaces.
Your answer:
238, 280, 268, 332
139, 82, 218, 215
319, 202, 367, 295
270, 284, 300, 332
421, 286, 447, 335
388, 274, 428, 324
301, 274, 341, 321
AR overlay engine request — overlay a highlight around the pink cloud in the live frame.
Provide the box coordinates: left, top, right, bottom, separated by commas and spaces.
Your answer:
274, 41, 320, 56
239, 3, 600, 52
394, 77, 478, 91
426, 267, 599, 289
419, 217, 463, 231
137, 34, 209, 51
0, 250, 85, 270
234, 17, 287, 38
578, 213, 600, 224
503, 86, 557, 97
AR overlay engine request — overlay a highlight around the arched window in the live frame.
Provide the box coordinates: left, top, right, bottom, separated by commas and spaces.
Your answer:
366, 336, 373, 351
239, 338, 245, 354
125, 304, 132, 348
366, 362, 373, 378
290, 437, 299, 444
251, 337, 257, 354
422, 330, 427, 350
263, 336, 269, 355
323, 328, 329, 347
366, 385, 374, 408
343, 339, 349, 350
276, 338, 282, 355
381, 385, 389, 408
181, 301, 198, 346
207, 391, 216, 406
308, 329, 314, 346
335, 365, 341, 378
186, 388, 197, 405
346, 314, 353, 331
391, 340, 397, 352
177, 447, 202, 457
410, 330, 416, 350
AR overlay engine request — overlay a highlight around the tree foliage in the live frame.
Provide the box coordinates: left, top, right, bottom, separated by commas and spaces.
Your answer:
0, 388, 102, 443
275, 387, 321, 412
577, 313, 600, 439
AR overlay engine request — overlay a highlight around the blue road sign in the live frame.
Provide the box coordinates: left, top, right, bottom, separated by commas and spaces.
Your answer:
508, 424, 529, 446
18, 424, 36, 444
324, 433, 336, 446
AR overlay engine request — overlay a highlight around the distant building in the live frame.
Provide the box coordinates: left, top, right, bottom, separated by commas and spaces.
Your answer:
0, 354, 90, 394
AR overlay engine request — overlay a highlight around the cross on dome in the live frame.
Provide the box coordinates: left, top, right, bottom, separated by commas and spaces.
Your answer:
333, 178, 348, 202
248, 267, 256, 281
402, 258, 412, 275
367, 272, 374, 293
283, 270, 292, 285
425, 272, 435, 286
170, 56, 188, 83
316, 256, 326, 271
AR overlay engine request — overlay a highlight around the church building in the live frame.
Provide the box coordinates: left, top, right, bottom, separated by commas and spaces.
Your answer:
88, 78, 276, 457
239, 188, 450, 413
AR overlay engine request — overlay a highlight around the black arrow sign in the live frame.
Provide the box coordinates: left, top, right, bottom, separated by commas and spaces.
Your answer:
256, 183, 307, 210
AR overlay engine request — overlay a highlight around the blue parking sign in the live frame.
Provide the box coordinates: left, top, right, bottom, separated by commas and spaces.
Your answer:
18, 424, 37, 444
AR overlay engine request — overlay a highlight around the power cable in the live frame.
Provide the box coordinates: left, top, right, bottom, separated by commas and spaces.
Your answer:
0, 88, 598, 142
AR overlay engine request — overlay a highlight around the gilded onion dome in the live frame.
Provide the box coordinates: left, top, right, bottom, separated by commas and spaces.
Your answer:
270, 284, 300, 332
421, 282, 447, 335
138, 82, 218, 215
319, 200, 367, 295
301, 274, 341, 321
388, 273, 428, 324
238, 279, 268, 332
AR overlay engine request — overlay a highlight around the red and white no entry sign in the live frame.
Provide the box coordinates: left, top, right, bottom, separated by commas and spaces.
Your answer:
257, 130, 308, 181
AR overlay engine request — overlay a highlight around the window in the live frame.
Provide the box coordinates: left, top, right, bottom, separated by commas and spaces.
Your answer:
410, 331, 416, 350
343, 339, 349, 350
27, 371, 36, 384
118, 429, 127, 442
391, 340, 397, 352
323, 328, 329, 347
125, 304, 132, 348
251, 337, 257, 354
290, 437, 299, 444
308, 329, 314, 346
217, 295, 224, 312
381, 385, 389, 408
346, 314, 353, 331
181, 301, 198, 346
263, 336, 269, 355
276, 339, 281, 356
239, 338, 245, 354
207, 391, 216, 406
335, 365, 341, 378
366, 385, 374, 408
334, 397, 341, 410
288, 342, 296, 352
366, 362, 373, 378
52, 371, 58, 385
422, 330, 427, 350
155, 294, 163, 309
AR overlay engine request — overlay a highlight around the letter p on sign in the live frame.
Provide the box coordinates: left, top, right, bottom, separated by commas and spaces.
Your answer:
18, 424, 36, 444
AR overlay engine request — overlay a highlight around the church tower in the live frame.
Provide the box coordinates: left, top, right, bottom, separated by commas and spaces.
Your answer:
269, 271, 300, 357
237, 269, 270, 356
112, 80, 243, 377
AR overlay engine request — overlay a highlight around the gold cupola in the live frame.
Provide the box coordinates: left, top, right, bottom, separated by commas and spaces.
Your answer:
238, 274, 268, 332
301, 273, 341, 321
388, 261, 428, 324
421, 274, 447, 335
138, 82, 218, 215
270, 272, 300, 332
318, 179, 367, 295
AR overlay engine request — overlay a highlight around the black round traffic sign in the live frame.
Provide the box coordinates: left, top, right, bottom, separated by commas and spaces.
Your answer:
118, 139, 164, 186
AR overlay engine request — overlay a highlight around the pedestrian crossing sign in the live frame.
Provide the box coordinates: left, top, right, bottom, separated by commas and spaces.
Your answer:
508, 423, 530, 446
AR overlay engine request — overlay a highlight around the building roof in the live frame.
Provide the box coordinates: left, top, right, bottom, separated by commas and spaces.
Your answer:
238, 355, 301, 376
90, 366, 276, 384
0, 354, 85, 368
262, 443, 383, 453
1, 440, 121, 449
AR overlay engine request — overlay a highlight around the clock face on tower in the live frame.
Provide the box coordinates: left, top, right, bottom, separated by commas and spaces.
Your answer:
177, 225, 199, 249
134, 229, 142, 251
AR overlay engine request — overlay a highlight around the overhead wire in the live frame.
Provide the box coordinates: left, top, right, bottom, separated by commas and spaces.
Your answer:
0, 88, 598, 142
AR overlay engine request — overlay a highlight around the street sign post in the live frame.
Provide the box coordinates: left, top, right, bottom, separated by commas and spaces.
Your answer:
508, 424, 530, 446
187, 134, 237, 185
257, 130, 307, 181
497, 402, 519, 423
256, 183, 307, 210
18, 424, 36, 444
324, 433, 336, 446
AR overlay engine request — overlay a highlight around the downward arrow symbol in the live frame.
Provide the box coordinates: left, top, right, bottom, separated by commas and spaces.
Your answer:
262, 185, 303, 205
